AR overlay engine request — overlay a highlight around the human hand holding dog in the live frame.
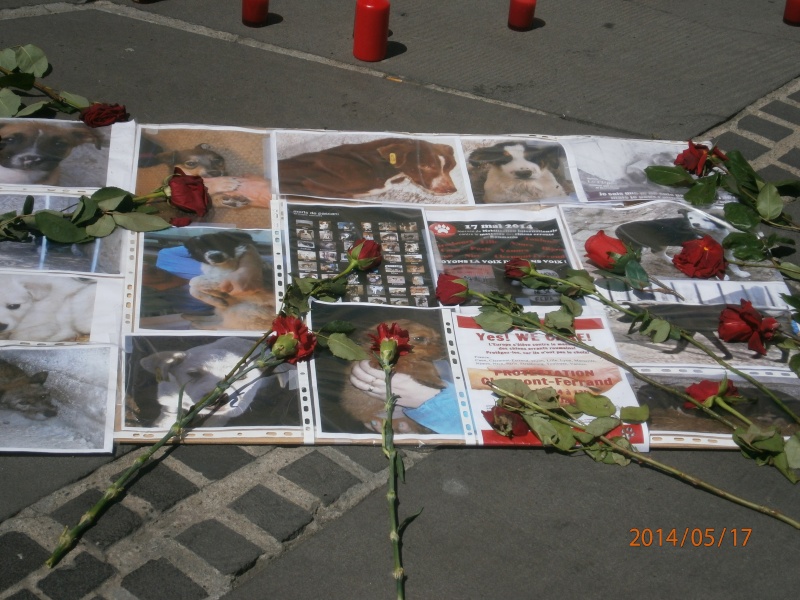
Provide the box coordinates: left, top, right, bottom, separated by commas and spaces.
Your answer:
349, 359, 440, 409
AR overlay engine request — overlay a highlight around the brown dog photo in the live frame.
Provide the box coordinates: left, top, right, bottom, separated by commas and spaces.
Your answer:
0, 119, 110, 188
309, 303, 464, 439
276, 131, 469, 205
135, 126, 273, 228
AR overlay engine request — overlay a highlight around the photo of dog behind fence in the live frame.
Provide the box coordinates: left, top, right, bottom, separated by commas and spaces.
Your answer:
135, 126, 273, 229
462, 137, 575, 204
136, 226, 277, 331
309, 303, 464, 440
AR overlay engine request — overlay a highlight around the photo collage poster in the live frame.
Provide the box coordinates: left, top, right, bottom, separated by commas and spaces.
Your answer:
1, 117, 797, 451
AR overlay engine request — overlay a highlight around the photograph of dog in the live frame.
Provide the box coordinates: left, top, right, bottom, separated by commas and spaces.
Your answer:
125, 335, 299, 429
135, 127, 273, 229
0, 346, 113, 451
463, 138, 575, 203
564, 137, 687, 202
310, 304, 460, 437
0, 274, 97, 342
137, 227, 276, 331
561, 201, 781, 282
0, 119, 109, 187
276, 132, 468, 204
0, 193, 123, 274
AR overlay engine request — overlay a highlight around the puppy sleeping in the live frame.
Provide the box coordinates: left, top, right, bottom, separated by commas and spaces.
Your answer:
0, 121, 103, 185
183, 230, 276, 331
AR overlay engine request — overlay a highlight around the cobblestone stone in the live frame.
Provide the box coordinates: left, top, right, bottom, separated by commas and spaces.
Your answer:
117, 463, 199, 512
0, 532, 49, 591
120, 559, 207, 600
737, 115, 793, 141
170, 445, 255, 481
176, 520, 263, 576
229, 485, 313, 542
277, 451, 360, 506
336, 445, 390, 473
761, 100, 800, 125
779, 148, 800, 170
36, 553, 115, 600
711, 131, 770, 160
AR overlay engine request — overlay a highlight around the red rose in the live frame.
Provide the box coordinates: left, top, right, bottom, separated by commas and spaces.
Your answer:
505, 258, 534, 280
169, 217, 193, 227
481, 406, 529, 438
347, 238, 382, 270
684, 379, 739, 410
79, 103, 130, 128
718, 300, 780, 355
672, 235, 727, 279
167, 169, 211, 216
584, 230, 630, 272
674, 141, 727, 176
369, 322, 412, 366
268, 315, 317, 364
435, 273, 470, 305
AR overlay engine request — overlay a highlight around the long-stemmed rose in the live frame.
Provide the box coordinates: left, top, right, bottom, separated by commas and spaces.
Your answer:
370, 322, 419, 600
674, 140, 728, 176
79, 103, 130, 127
584, 230, 635, 273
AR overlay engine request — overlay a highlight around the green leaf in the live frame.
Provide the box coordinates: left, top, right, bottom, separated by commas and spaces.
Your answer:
85, 214, 116, 238
774, 179, 800, 198
722, 202, 761, 232
493, 378, 531, 399
574, 392, 616, 418
22, 196, 34, 216
772, 451, 799, 484
0, 87, 22, 117
573, 430, 595, 445
34, 211, 90, 243
327, 333, 369, 361
789, 352, 800, 378
318, 320, 357, 335
722, 232, 767, 261
544, 307, 575, 334
70, 196, 100, 226
683, 175, 719, 206
642, 317, 672, 344
111, 212, 170, 232
644, 165, 695, 187
60, 91, 91, 110
777, 262, 800, 281
522, 414, 559, 446
0, 48, 16, 70
624, 259, 649, 290
560, 294, 583, 317
785, 433, 800, 469
725, 150, 760, 197
0, 72, 35, 90
93, 187, 134, 212
550, 420, 577, 451
14, 100, 50, 117
14, 44, 49, 77
524, 386, 560, 409
563, 268, 596, 294
620, 405, 650, 423
585, 416, 621, 437
474, 310, 513, 334
756, 183, 783, 221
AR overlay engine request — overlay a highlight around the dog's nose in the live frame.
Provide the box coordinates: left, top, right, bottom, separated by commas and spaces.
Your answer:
513, 169, 533, 179
0, 323, 7, 332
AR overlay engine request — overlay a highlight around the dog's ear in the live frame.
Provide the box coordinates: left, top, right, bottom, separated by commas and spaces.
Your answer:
71, 127, 104, 150
468, 145, 507, 166
29, 371, 48, 385
140, 351, 187, 379
21, 280, 53, 301
377, 141, 413, 168
153, 150, 178, 168
137, 136, 167, 168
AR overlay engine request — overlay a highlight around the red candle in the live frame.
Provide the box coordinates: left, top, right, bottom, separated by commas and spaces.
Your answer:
508, 0, 537, 31
353, 0, 390, 62
785, 0, 800, 25
242, 0, 269, 27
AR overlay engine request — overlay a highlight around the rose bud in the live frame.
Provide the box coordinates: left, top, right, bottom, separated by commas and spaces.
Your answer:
79, 103, 130, 128
268, 315, 317, 364
435, 273, 470, 305
481, 406, 529, 438
674, 141, 726, 176
347, 238, 382, 270
504, 258, 535, 280
684, 379, 739, 410
718, 300, 779, 355
672, 235, 727, 279
167, 168, 211, 217
369, 322, 412, 367
584, 230, 632, 273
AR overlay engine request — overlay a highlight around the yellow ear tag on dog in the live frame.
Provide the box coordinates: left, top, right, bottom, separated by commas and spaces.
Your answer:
389, 152, 397, 165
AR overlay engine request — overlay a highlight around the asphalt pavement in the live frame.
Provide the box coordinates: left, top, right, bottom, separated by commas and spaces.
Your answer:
1, 1, 799, 599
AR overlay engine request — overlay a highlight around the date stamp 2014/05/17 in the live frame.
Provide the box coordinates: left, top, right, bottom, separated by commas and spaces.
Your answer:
629, 528, 751, 548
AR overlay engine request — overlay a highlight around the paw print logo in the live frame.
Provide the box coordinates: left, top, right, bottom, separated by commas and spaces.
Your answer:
429, 222, 456, 237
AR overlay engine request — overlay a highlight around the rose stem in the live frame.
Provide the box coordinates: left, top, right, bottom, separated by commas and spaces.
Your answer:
490, 383, 800, 530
